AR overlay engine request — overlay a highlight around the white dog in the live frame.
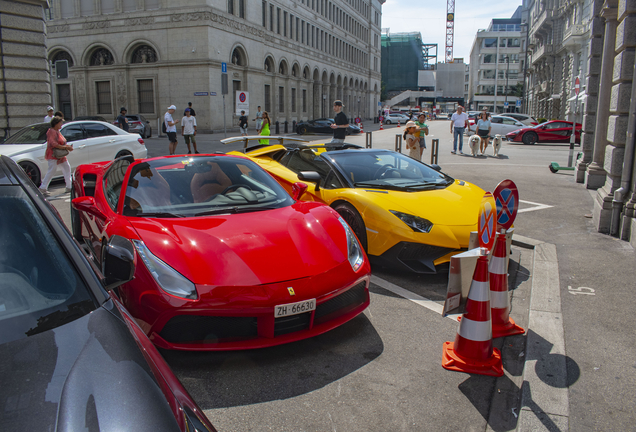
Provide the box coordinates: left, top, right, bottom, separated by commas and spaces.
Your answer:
492, 134, 503, 157
468, 135, 481, 157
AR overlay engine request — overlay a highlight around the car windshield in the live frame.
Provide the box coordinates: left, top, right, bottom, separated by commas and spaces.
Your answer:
123, 156, 294, 217
3, 123, 49, 144
329, 151, 454, 191
0, 187, 97, 345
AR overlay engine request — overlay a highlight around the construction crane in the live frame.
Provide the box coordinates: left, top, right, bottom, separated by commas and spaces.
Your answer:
446, 0, 455, 62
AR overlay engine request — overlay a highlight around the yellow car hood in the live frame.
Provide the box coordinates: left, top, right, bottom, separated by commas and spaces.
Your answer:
355, 180, 484, 226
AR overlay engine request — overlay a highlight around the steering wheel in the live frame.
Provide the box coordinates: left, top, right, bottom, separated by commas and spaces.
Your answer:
221, 184, 252, 195
374, 164, 398, 178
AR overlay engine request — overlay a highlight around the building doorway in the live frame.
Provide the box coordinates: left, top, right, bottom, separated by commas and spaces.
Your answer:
57, 84, 72, 120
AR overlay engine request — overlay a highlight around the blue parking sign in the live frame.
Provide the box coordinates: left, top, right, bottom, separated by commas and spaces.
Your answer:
516, 100, 521, 107
222, 62, 227, 73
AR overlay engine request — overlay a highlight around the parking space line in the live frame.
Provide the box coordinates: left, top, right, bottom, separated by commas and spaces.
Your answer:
518, 199, 553, 213
371, 275, 458, 321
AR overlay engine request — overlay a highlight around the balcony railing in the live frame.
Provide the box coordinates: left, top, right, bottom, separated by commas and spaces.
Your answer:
562, 24, 587, 48
531, 44, 553, 64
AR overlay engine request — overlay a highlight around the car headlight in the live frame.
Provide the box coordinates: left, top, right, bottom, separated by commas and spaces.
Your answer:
390, 210, 433, 233
132, 240, 197, 300
338, 217, 365, 272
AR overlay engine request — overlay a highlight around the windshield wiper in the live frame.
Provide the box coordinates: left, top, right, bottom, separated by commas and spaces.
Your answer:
136, 212, 186, 218
194, 207, 240, 216
354, 182, 407, 191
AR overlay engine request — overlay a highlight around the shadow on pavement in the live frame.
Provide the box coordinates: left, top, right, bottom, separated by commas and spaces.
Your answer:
160, 314, 383, 409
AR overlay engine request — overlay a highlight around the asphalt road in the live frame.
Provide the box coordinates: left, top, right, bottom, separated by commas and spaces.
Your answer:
45, 119, 636, 431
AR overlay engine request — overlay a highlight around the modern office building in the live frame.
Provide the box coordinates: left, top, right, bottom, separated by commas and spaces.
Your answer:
380, 31, 424, 95
467, 8, 524, 113
44, 0, 383, 131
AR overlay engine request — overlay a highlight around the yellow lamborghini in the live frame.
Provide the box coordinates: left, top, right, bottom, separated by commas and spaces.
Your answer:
226, 140, 485, 273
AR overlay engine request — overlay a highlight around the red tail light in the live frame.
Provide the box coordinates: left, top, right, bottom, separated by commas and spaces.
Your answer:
138, 138, 145, 145
131, 121, 142, 126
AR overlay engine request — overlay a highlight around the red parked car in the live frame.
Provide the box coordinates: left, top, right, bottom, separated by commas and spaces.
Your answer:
71, 154, 370, 351
506, 120, 582, 145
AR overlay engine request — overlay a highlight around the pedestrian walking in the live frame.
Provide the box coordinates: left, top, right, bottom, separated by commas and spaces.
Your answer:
184, 102, 196, 116
476, 111, 492, 155
330, 100, 349, 143
259, 111, 271, 145
403, 121, 421, 160
450, 106, 469, 154
254, 106, 263, 133
44, 106, 54, 123
239, 110, 248, 136
164, 105, 180, 155
39, 116, 73, 195
117, 107, 129, 132
181, 108, 199, 154
415, 113, 429, 159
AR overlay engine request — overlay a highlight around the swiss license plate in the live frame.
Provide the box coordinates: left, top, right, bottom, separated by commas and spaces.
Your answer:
275, 299, 316, 318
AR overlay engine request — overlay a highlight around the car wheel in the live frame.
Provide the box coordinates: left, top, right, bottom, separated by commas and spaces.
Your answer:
385, 120, 392, 124
298, 126, 307, 135
19, 161, 41, 186
522, 132, 538, 145
70, 187, 83, 242
147, 127, 152, 138
115, 150, 132, 159
333, 202, 368, 252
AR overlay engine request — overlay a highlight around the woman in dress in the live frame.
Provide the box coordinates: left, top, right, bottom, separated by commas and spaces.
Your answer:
403, 121, 421, 160
259, 111, 271, 145
476, 111, 492, 155
39, 116, 74, 195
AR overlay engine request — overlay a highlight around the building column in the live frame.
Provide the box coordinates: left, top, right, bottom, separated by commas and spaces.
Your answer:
593, 0, 635, 234
585, 3, 618, 190
576, 1, 606, 183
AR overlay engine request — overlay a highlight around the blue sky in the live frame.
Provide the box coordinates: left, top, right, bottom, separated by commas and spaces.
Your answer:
380, 0, 522, 64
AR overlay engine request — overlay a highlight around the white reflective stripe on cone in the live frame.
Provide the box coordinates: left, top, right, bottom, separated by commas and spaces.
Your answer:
490, 290, 510, 309
458, 317, 492, 341
489, 255, 506, 275
467, 281, 490, 301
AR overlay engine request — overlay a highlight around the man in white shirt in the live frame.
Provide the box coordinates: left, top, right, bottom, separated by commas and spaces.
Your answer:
44, 106, 54, 123
164, 105, 180, 155
450, 105, 469, 154
181, 109, 199, 154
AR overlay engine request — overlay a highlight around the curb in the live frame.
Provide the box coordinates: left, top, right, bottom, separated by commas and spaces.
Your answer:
515, 238, 569, 431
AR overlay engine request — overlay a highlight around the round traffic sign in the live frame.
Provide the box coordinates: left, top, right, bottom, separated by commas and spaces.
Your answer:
239, 92, 247, 103
574, 77, 581, 95
478, 192, 497, 251
493, 179, 519, 230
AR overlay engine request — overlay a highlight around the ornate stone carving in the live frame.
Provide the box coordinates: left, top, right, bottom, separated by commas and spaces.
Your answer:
75, 75, 87, 116
116, 71, 127, 107
83, 21, 111, 30
47, 24, 69, 33
125, 17, 154, 26
171, 12, 274, 42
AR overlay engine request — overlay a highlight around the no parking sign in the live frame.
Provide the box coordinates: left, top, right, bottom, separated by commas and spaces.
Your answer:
235, 91, 249, 115
493, 179, 519, 230
478, 192, 497, 252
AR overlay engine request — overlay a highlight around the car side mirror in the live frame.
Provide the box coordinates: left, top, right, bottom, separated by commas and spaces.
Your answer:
72, 196, 107, 220
297, 171, 322, 191
102, 235, 136, 290
430, 164, 442, 172
291, 182, 308, 200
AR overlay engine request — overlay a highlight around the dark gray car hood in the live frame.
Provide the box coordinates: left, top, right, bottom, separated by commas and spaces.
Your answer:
0, 302, 180, 431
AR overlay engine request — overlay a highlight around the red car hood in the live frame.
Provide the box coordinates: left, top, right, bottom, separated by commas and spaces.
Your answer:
129, 203, 348, 286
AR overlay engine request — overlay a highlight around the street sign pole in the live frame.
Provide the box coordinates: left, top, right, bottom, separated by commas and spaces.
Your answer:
222, 62, 228, 138
568, 76, 581, 167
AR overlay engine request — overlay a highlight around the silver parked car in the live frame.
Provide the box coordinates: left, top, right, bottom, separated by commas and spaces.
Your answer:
1, 121, 147, 186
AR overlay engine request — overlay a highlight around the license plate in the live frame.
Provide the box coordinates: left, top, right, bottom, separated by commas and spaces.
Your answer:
275, 299, 316, 318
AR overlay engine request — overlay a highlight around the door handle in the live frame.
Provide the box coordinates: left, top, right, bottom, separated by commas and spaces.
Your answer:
109, 139, 116, 143
78, 145, 86, 149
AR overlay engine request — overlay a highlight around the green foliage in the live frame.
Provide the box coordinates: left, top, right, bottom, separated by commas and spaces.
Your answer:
537, 118, 548, 124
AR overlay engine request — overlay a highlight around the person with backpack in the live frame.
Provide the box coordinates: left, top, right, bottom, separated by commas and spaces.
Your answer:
239, 110, 248, 136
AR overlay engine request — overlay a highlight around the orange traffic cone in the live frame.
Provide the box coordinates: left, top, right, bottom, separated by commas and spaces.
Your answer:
360, 123, 364, 133
379, 122, 384, 130
397, 120, 401, 128
490, 230, 525, 338
442, 248, 504, 377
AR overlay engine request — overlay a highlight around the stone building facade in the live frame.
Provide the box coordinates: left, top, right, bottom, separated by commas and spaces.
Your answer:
0, 0, 51, 136
44, 0, 383, 132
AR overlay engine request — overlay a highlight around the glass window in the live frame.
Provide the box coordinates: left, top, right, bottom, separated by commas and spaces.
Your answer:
482, 70, 495, 79
96, 81, 112, 114
278, 86, 284, 112
3, 123, 49, 144
227, 0, 233, 14
291, 87, 296, 112
0, 187, 96, 345
84, 123, 117, 138
137, 79, 154, 113
483, 54, 495, 63
264, 85, 271, 112
508, 38, 520, 47
61, 124, 84, 142
262, 1, 266, 27
103, 158, 131, 211
499, 38, 506, 47
484, 38, 497, 47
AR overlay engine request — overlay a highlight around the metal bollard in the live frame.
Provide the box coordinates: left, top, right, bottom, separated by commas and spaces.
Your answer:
284, 120, 288, 134
292, 120, 297, 133
275, 121, 280, 134
365, 131, 372, 148
430, 138, 439, 165
395, 134, 402, 153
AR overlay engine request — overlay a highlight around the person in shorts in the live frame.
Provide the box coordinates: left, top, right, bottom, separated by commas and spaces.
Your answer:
239, 110, 248, 136
476, 111, 492, 154
181, 108, 198, 154
164, 105, 180, 155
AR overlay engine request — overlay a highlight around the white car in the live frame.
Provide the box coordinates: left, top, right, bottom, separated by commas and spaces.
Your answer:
468, 115, 527, 138
0, 121, 147, 186
384, 113, 410, 124
499, 113, 539, 126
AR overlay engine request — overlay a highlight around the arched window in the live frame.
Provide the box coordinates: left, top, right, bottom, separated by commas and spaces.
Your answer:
52, 50, 74, 67
278, 60, 288, 75
264, 57, 274, 72
90, 48, 114, 66
231, 47, 246, 66
131, 45, 157, 64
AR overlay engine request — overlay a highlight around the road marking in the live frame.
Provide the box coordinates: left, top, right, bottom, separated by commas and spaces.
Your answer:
371, 275, 459, 321
518, 199, 553, 213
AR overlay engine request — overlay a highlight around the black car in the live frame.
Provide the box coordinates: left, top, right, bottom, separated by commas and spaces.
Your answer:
296, 118, 361, 135
72, 115, 108, 122
0, 155, 216, 432
113, 114, 152, 138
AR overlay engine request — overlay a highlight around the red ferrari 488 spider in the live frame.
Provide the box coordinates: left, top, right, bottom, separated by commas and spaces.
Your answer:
71, 154, 370, 351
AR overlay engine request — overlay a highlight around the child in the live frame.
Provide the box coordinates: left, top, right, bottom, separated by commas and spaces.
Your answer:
239, 110, 248, 136
403, 121, 421, 161
415, 113, 429, 159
